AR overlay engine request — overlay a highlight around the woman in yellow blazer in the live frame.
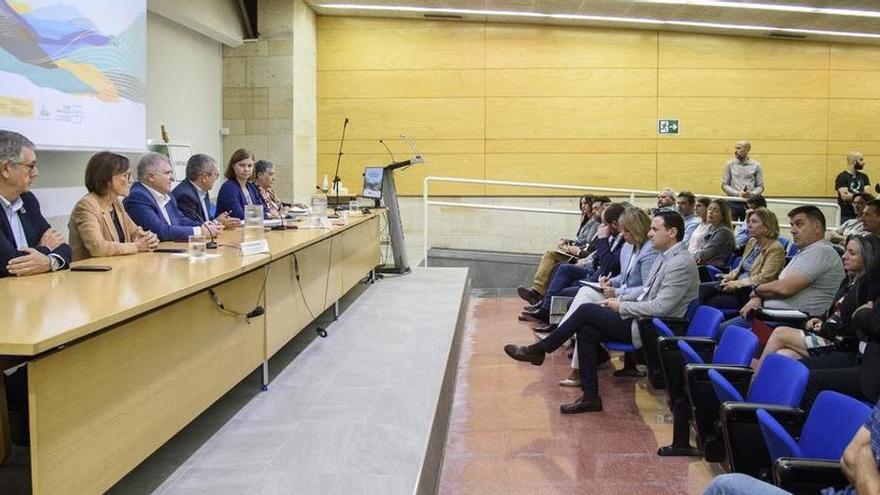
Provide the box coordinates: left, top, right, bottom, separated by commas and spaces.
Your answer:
69, 152, 159, 261
702, 207, 786, 309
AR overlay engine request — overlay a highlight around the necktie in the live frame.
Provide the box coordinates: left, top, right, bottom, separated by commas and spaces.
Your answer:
203, 191, 211, 220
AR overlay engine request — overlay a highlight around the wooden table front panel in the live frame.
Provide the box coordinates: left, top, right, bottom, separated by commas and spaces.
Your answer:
27, 268, 267, 495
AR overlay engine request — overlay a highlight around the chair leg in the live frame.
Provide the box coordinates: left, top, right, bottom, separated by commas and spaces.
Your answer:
613, 352, 646, 377
0, 371, 11, 465
657, 398, 701, 457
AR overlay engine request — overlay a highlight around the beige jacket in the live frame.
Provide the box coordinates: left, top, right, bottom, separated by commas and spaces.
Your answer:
69, 193, 144, 261
722, 237, 786, 289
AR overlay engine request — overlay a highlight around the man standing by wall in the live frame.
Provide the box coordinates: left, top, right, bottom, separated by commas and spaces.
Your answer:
721, 141, 764, 221
835, 152, 871, 222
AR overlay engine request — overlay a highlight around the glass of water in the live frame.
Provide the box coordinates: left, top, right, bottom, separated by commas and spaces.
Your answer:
243, 204, 265, 242
188, 234, 207, 260
349, 199, 359, 213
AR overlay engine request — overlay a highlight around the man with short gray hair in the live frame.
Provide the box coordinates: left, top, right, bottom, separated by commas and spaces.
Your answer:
721, 140, 764, 221
124, 152, 222, 241
172, 153, 238, 228
0, 129, 70, 277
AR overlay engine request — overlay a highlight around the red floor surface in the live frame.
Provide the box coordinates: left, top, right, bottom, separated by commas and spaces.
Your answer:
438, 296, 721, 495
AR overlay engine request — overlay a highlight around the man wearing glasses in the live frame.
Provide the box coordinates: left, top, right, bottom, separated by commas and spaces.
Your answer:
0, 130, 71, 277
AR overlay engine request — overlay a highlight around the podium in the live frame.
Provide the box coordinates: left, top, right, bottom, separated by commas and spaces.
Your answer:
377, 155, 422, 275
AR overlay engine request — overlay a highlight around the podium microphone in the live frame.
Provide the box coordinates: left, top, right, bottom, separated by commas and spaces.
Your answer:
332, 117, 349, 210
379, 139, 395, 162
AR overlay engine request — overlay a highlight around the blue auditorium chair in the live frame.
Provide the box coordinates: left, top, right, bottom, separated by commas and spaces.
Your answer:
656, 325, 757, 457
759, 391, 871, 493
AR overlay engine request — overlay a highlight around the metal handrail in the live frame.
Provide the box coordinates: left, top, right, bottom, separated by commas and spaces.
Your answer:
421, 176, 843, 266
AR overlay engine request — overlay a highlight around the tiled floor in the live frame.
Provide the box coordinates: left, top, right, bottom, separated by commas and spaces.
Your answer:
438, 294, 722, 495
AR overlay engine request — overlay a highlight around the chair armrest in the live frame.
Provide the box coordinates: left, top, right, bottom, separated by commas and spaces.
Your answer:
720, 403, 805, 477
656, 317, 690, 334
755, 308, 809, 326
774, 458, 849, 494
720, 402, 805, 428
660, 337, 718, 360
685, 364, 754, 399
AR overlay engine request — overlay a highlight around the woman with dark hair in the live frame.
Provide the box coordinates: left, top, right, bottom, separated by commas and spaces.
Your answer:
253, 160, 286, 219
756, 233, 880, 374
694, 198, 736, 270
215, 148, 266, 220
687, 196, 712, 255
573, 194, 597, 248
68, 152, 158, 260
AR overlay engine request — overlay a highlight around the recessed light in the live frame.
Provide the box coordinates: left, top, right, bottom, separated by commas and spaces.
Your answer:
316, 4, 880, 39
638, 1, 880, 19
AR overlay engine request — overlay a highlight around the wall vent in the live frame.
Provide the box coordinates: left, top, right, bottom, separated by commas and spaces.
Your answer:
424, 13, 464, 19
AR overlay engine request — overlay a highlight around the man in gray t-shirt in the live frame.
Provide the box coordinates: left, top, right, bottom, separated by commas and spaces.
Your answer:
720, 206, 844, 331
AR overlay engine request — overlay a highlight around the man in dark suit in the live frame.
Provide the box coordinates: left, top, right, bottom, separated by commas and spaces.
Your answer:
124, 152, 222, 241
0, 130, 71, 277
171, 153, 238, 228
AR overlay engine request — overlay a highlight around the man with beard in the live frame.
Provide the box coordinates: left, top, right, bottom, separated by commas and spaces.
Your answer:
836, 152, 871, 223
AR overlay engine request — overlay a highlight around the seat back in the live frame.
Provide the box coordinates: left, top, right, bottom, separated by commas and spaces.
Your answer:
709, 368, 745, 403
798, 391, 872, 460
712, 326, 758, 366
757, 408, 805, 463
748, 354, 809, 407
684, 298, 699, 320
686, 306, 724, 339
677, 339, 705, 365
652, 317, 675, 338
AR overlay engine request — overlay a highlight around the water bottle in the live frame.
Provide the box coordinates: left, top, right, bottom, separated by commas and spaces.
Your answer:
243, 204, 265, 242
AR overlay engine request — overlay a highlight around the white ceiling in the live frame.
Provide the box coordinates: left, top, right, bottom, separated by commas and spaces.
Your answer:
307, 0, 880, 45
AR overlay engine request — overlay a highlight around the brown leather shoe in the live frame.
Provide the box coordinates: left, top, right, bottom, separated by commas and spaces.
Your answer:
503, 344, 545, 365
517, 286, 542, 306
560, 394, 603, 414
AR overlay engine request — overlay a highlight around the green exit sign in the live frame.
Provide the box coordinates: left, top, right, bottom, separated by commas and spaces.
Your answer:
658, 119, 680, 135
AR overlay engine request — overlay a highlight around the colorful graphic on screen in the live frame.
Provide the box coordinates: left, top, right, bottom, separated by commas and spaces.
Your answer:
0, 0, 146, 150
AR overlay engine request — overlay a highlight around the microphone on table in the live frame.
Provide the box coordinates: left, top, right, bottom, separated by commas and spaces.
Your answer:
201, 221, 218, 249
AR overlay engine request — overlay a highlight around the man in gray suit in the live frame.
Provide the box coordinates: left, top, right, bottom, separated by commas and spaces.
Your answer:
505, 210, 699, 414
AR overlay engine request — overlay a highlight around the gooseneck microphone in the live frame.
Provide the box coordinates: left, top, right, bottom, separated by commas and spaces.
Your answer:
201, 221, 218, 249
379, 139, 395, 163
332, 117, 349, 211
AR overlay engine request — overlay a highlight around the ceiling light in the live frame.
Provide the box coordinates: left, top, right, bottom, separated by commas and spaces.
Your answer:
316, 4, 880, 39
638, 1, 880, 19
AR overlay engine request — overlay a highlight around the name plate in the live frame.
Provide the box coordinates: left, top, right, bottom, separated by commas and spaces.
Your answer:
240, 239, 270, 256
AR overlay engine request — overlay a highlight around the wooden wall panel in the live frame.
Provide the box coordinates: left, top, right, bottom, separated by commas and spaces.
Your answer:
317, 16, 880, 198
485, 24, 658, 68
486, 97, 657, 139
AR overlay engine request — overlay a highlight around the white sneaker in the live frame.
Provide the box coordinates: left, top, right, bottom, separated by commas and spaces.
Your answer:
559, 378, 581, 387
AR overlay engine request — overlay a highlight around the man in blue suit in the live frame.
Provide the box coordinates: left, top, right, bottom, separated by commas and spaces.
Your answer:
0, 130, 71, 277
124, 152, 223, 241
171, 153, 238, 228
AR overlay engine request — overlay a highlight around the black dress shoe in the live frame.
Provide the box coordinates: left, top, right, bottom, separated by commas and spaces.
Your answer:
560, 394, 603, 414
532, 323, 556, 332
503, 344, 545, 365
517, 286, 542, 306
523, 303, 539, 311
518, 313, 543, 323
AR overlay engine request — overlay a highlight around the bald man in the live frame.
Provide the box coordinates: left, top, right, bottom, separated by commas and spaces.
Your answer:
721, 140, 764, 221
835, 152, 871, 222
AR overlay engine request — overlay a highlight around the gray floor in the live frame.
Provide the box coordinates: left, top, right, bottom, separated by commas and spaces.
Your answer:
117, 267, 467, 495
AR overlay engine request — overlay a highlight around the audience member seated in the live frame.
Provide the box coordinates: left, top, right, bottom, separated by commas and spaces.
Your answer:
525, 203, 627, 327
216, 148, 266, 220
733, 195, 767, 250
754, 234, 880, 372
656, 187, 676, 211
687, 196, 712, 256
517, 196, 610, 305
720, 206, 845, 332
504, 210, 699, 414
570, 194, 599, 251
722, 140, 764, 221
69, 152, 158, 261
171, 153, 239, 228
836, 151, 871, 222
124, 152, 222, 241
798, 267, 880, 411
700, 207, 785, 311
694, 198, 736, 271
0, 130, 70, 277
556, 206, 659, 387
864, 198, 880, 237
702, 397, 880, 495
831, 192, 871, 244
676, 191, 700, 244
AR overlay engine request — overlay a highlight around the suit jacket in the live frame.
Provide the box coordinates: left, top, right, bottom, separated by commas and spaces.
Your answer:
619, 241, 699, 320
215, 179, 265, 220
172, 180, 211, 223
722, 237, 786, 289
590, 235, 625, 280
696, 224, 737, 268
0, 191, 72, 277
68, 193, 145, 261
123, 182, 201, 241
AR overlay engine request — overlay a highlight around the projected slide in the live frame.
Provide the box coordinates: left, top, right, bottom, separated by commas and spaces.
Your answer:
0, 0, 146, 151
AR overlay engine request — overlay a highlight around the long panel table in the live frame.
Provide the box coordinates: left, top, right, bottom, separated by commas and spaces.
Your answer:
0, 212, 381, 494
